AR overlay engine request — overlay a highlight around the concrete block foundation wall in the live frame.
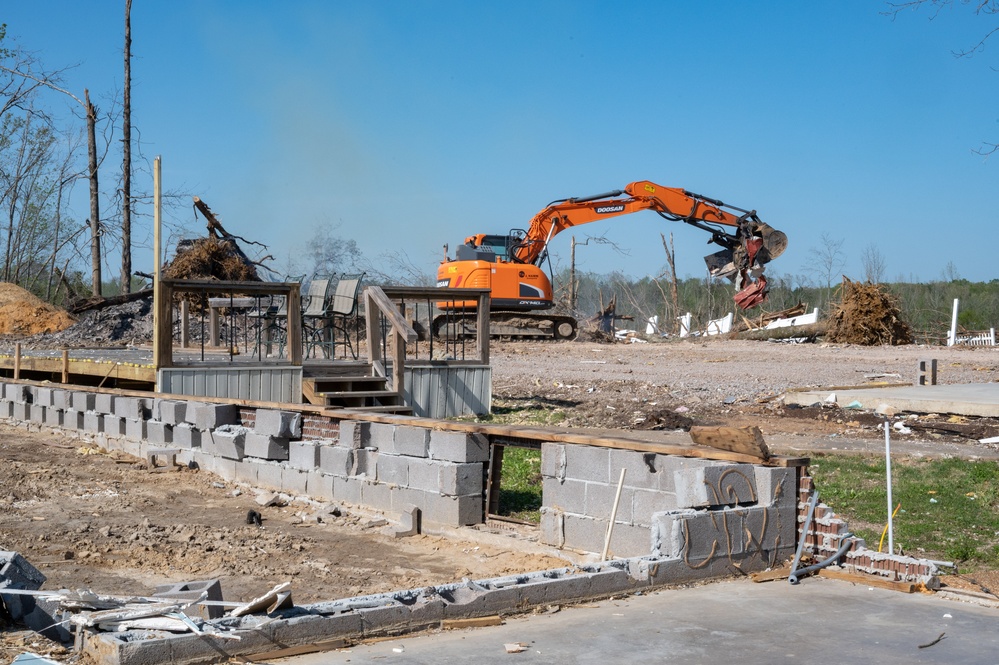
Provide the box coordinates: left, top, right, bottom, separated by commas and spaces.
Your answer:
797, 474, 939, 581
0, 382, 487, 528
539, 442, 798, 572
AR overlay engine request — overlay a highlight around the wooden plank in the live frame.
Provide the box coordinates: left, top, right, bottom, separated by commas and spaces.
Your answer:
689, 425, 770, 461
246, 637, 349, 660
751, 565, 792, 583
817, 568, 917, 593
442, 615, 503, 630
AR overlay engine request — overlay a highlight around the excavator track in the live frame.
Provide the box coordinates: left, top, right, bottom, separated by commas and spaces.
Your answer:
432, 312, 578, 341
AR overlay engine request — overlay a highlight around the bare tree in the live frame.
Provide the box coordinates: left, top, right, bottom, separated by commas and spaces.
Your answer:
658, 232, 680, 333
860, 243, 887, 283
808, 233, 846, 310
120, 0, 133, 293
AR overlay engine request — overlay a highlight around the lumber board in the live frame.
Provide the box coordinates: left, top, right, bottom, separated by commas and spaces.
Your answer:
750, 565, 792, 583
247, 638, 349, 660
688, 425, 770, 461
817, 568, 917, 593
442, 615, 504, 629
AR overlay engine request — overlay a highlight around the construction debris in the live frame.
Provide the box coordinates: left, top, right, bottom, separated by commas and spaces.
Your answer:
826, 278, 912, 346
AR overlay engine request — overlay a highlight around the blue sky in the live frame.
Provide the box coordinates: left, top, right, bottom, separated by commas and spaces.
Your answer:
4, 1, 998, 284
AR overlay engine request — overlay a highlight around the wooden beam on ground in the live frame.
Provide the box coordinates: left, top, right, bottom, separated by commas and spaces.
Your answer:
750, 565, 792, 583
689, 425, 770, 461
442, 616, 503, 629
817, 568, 918, 593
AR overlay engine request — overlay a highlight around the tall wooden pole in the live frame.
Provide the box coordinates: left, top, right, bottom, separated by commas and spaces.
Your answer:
121, 0, 133, 294
152, 156, 162, 371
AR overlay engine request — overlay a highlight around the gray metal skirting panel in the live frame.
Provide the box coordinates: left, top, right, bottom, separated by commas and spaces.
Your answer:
404, 365, 491, 418
158, 366, 303, 403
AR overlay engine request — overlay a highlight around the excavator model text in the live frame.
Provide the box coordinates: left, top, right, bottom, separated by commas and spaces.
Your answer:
435, 180, 787, 340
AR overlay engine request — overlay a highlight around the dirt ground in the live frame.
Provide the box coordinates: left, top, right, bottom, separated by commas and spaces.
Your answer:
4, 336, 999, 661
487, 338, 999, 454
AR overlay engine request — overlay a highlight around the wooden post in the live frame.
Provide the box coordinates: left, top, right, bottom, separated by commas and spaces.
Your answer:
61, 349, 69, 384
155, 281, 174, 369
208, 306, 219, 347
365, 290, 382, 373
286, 282, 302, 366
179, 299, 189, 348
392, 329, 406, 394
13, 342, 20, 380
152, 156, 163, 371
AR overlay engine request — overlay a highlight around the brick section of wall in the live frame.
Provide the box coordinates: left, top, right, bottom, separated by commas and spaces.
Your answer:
302, 414, 340, 440
797, 472, 938, 582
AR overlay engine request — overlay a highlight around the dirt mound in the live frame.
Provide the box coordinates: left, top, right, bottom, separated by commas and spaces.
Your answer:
164, 236, 260, 282
826, 278, 912, 346
0, 283, 76, 335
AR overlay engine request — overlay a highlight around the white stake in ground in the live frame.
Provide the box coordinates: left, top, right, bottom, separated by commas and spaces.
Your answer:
885, 417, 894, 555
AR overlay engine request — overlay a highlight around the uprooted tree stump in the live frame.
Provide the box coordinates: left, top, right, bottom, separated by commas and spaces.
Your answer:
826, 277, 912, 345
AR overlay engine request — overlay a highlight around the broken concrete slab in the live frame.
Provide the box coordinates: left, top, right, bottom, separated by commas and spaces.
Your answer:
784, 383, 999, 418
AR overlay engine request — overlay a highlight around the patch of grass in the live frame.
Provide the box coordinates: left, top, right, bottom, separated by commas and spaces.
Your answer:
809, 454, 999, 570
456, 398, 571, 428
497, 446, 543, 523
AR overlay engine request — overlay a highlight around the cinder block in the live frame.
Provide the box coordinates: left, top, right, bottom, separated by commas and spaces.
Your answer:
439, 462, 483, 497
540, 507, 565, 549
563, 444, 610, 484
289, 440, 321, 470
407, 458, 442, 493
102, 414, 126, 438
254, 409, 302, 439
360, 480, 394, 511
428, 431, 489, 463
319, 444, 353, 476
562, 513, 608, 554
586, 481, 634, 524
377, 454, 410, 486
661, 457, 716, 494
0, 551, 67, 643
244, 433, 289, 461
70, 391, 96, 412
540, 442, 566, 479
392, 426, 430, 457
11, 401, 30, 421
632, 488, 677, 526
125, 417, 147, 441
0, 400, 13, 419
83, 411, 104, 433
28, 404, 45, 424
422, 493, 483, 526
44, 407, 63, 428
333, 475, 363, 504
208, 427, 246, 460
94, 393, 115, 414
152, 579, 223, 620
754, 466, 795, 509
114, 396, 149, 420
608, 449, 668, 491
234, 460, 259, 485
32, 387, 54, 407
367, 422, 396, 450
352, 448, 379, 478
338, 420, 371, 449
5, 384, 30, 403
255, 461, 283, 490
192, 403, 240, 430
63, 409, 84, 430
390, 486, 431, 513
214, 457, 237, 482
602, 522, 652, 558
51, 390, 70, 410
155, 399, 187, 425
173, 423, 202, 449
543, 476, 586, 514
306, 470, 335, 501
146, 420, 173, 444
675, 463, 758, 509
282, 467, 308, 495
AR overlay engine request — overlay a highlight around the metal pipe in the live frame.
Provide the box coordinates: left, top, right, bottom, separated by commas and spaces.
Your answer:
885, 418, 895, 555
789, 489, 819, 581
788, 532, 855, 585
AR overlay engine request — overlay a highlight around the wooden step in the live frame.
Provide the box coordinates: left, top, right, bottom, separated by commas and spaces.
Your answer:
334, 404, 414, 414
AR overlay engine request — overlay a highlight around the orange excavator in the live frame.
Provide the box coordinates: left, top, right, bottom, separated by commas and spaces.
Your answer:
435, 180, 787, 340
